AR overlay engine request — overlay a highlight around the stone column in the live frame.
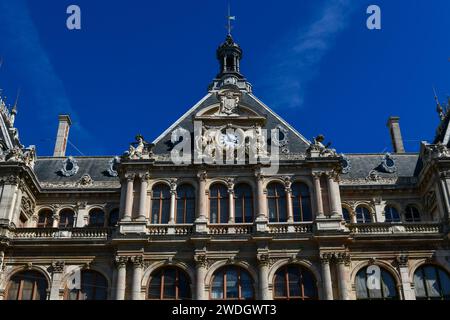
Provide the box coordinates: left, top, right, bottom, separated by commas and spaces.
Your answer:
313, 173, 324, 218
49, 261, 65, 300
196, 171, 207, 221
255, 170, 268, 232
327, 172, 340, 216
75, 202, 88, 227
284, 178, 294, 222
227, 179, 235, 224
123, 174, 135, 221
396, 255, 415, 300
138, 173, 149, 221
194, 255, 208, 300
115, 256, 127, 300
0, 176, 20, 223
52, 213, 59, 228
336, 253, 349, 300
320, 253, 333, 300
131, 256, 144, 300
168, 179, 177, 224
257, 254, 270, 300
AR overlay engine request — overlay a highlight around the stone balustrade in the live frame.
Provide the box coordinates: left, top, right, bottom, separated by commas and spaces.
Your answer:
13, 227, 111, 240
348, 222, 442, 235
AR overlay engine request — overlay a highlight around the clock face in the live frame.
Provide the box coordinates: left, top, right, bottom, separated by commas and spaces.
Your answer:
218, 132, 240, 148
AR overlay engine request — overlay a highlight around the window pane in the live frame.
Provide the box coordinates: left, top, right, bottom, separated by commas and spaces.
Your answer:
240, 271, 253, 299
302, 271, 316, 299
211, 272, 224, 299
220, 198, 229, 223
274, 271, 286, 298
381, 270, 397, 299
288, 267, 300, 297
414, 270, 427, 299
226, 269, 238, 298
342, 208, 351, 223
424, 266, 441, 298
355, 271, 368, 299
163, 269, 176, 299
149, 272, 162, 299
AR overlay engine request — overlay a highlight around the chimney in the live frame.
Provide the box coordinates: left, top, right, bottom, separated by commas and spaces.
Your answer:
53, 114, 72, 157
387, 116, 405, 153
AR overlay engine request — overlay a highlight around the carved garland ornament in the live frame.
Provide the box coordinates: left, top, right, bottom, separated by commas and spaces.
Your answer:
61, 157, 79, 177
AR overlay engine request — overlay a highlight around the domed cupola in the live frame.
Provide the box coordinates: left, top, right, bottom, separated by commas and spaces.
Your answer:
216, 34, 243, 78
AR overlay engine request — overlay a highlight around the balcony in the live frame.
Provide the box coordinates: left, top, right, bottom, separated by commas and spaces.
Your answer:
13, 227, 111, 240
347, 222, 443, 235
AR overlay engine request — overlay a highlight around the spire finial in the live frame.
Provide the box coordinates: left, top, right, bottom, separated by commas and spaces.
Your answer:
12, 88, 20, 114
227, 2, 236, 36
434, 87, 445, 121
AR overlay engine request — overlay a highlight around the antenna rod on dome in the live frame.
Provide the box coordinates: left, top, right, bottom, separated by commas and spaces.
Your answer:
227, 2, 236, 36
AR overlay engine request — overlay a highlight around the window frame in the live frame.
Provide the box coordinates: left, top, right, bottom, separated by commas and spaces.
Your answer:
291, 182, 312, 222
208, 184, 229, 224
267, 182, 288, 223
147, 267, 192, 300
414, 265, 450, 300
175, 184, 196, 224
273, 265, 318, 300
210, 266, 255, 300
37, 210, 54, 228
234, 183, 254, 223
151, 184, 171, 224
6, 271, 48, 301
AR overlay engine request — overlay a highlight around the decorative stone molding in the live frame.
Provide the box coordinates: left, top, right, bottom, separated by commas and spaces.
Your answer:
340, 154, 352, 174
132, 256, 144, 268
60, 157, 79, 177
320, 253, 333, 263
422, 142, 450, 161
169, 178, 178, 191
217, 88, 241, 116
272, 125, 290, 155
21, 196, 34, 217
395, 255, 409, 268
380, 153, 397, 173
194, 255, 209, 268
197, 171, 207, 182
257, 253, 270, 267
78, 174, 93, 187
334, 252, 351, 266
115, 256, 128, 268
107, 156, 120, 177
51, 261, 65, 273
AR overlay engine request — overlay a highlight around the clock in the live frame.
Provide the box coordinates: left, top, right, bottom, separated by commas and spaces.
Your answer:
217, 132, 241, 149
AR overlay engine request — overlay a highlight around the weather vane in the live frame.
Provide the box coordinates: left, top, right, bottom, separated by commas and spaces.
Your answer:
227, 2, 236, 36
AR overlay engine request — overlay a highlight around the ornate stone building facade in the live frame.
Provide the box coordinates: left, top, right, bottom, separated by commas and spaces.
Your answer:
0, 33, 449, 301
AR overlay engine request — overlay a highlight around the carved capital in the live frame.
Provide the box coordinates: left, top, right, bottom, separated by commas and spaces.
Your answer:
396, 255, 409, 268
257, 253, 270, 267
169, 178, 178, 191
51, 261, 65, 273
139, 172, 151, 182
197, 171, 207, 182
320, 253, 333, 263
312, 172, 323, 180
194, 255, 208, 268
125, 173, 136, 182
131, 256, 144, 268
115, 256, 128, 268
334, 252, 351, 266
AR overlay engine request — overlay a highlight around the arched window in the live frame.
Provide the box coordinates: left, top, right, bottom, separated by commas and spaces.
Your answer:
209, 184, 229, 224
384, 206, 400, 223
65, 270, 108, 300
291, 182, 312, 222
176, 184, 195, 224
273, 265, 318, 300
151, 184, 171, 224
355, 266, 398, 300
210, 266, 254, 300
405, 205, 421, 222
108, 208, 120, 227
59, 209, 75, 228
6, 271, 48, 300
342, 207, 351, 223
414, 265, 450, 300
355, 206, 371, 224
147, 267, 191, 300
267, 182, 287, 223
234, 183, 253, 223
37, 209, 53, 228
88, 209, 105, 227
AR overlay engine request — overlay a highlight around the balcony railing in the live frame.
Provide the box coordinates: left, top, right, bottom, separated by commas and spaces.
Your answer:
208, 223, 254, 235
268, 222, 314, 234
13, 227, 111, 240
147, 224, 194, 236
348, 222, 442, 235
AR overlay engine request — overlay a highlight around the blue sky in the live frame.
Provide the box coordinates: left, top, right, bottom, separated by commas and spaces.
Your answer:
0, 0, 449, 156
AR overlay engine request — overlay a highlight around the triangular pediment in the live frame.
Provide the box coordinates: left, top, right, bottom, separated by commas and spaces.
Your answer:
152, 91, 311, 156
